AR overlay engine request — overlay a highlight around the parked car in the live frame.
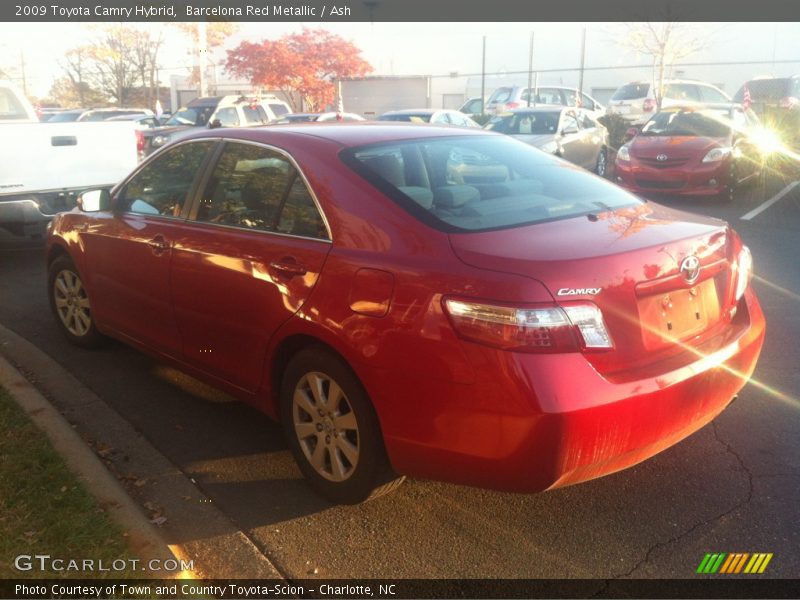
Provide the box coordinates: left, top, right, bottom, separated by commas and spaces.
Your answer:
614, 104, 765, 201
0, 81, 139, 237
143, 94, 293, 156
47, 108, 155, 122
606, 79, 731, 125
377, 109, 480, 127
46, 123, 764, 503
485, 85, 605, 117
485, 107, 609, 176
733, 76, 800, 147
107, 114, 164, 161
274, 112, 366, 124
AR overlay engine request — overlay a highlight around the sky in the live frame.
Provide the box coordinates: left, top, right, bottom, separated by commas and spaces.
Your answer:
1, 21, 798, 98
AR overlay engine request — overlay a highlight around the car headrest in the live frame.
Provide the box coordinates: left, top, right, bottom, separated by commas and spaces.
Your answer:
433, 185, 480, 208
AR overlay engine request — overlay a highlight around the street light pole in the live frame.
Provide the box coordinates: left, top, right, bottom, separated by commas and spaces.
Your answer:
480, 35, 486, 114
198, 21, 208, 97
527, 32, 534, 107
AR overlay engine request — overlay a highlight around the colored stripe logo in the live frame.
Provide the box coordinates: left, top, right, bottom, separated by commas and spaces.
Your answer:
697, 553, 773, 574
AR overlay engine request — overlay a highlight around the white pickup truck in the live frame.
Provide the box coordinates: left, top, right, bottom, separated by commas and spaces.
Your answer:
0, 81, 140, 237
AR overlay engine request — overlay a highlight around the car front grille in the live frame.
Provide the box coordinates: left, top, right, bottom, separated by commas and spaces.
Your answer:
637, 157, 690, 168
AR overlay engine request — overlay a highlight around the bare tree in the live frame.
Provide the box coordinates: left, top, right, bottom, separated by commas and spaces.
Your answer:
84, 25, 140, 105
616, 23, 707, 109
131, 26, 165, 108
60, 46, 96, 106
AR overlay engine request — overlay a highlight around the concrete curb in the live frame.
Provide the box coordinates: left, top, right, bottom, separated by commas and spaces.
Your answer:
0, 354, 175, 572
0, 323, 283, 580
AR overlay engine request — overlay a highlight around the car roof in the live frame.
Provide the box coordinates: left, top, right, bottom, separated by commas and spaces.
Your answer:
380, 109, 453, 116
659, 102, 742, 112
181, 122, 494, 148
502, 105, 567, 114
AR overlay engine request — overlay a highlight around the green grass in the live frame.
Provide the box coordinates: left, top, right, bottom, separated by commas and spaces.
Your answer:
0, 386, 137, 578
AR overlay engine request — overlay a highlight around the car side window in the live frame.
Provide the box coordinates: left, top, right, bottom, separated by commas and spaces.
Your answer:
117, 141, 214, 217
215, 107, 240, 127
580, 112, 596, 129
581, 93, 596, 110
256, 105, 269, 122
699, 86, 729, 103
561, 113, 580, 132
665, 84, 702, 102
563, 89, 579, 107
195, 142, 328, 239
277, 177, 329, 239
242, 105, 265, 125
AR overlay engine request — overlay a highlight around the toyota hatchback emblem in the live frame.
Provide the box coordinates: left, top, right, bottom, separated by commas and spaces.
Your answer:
680, 255, 701, 283
656, 154, 668, 161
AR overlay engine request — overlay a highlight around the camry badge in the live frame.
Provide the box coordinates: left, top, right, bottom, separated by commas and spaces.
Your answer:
680, 255, 701, 284
557, 287, 601, 296
656, 154, 668, 161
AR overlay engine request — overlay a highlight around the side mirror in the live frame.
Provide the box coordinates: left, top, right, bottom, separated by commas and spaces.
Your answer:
561, 125, 579, 136
208, 119, 222, 129
77, 189, 111, 212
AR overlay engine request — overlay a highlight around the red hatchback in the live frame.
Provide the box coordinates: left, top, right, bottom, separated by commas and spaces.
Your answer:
46, 124, 765, 503
615, 104, 765, 200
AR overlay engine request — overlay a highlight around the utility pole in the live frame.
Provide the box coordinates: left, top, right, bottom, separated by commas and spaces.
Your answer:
577, 26, 586, 102
20, 50, 28, 97
527, 32, 534, 106
197, 21, 208, 97
480, 35, 486, 114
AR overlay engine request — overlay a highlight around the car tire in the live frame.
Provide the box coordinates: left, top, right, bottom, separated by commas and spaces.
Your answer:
595, 148, 608, 178
280, 345, 404, 504
48, 255, 105, 348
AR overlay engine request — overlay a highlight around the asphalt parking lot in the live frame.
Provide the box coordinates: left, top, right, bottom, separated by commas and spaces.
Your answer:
0, 175, 798, 580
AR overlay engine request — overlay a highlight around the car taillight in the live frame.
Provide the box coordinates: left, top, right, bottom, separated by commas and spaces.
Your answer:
779, 96, 798, 109
135, 129, 145, 153
506, 101, 520, 109
443, 298, 612, 353
643, 98, 656, 112
734, 245, 753, 301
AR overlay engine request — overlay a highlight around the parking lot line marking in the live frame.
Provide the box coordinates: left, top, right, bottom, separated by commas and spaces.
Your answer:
741, 181, 800, 221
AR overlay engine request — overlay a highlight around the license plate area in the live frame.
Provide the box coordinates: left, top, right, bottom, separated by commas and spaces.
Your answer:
638, 278, 720, 350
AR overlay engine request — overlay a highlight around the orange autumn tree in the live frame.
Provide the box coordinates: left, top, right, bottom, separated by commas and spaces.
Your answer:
225, 28, 372, 112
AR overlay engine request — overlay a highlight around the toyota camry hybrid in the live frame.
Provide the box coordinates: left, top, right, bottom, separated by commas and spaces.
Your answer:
46, 123, 765, 504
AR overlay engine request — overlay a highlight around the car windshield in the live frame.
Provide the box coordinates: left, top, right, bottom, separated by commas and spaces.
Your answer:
379, 113, 433, 123
611, 83, 650, 101
488, 87, 513, 104
641, 110, 732, 137
166, 107, 213, 126
484, 112, 560, 135
343, 135, 639, 233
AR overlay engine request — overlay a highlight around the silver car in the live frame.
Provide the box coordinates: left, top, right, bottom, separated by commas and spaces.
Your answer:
485, 106, 609, 176
485, 85, 605, 118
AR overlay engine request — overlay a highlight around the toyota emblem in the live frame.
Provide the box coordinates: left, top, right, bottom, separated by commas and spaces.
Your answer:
680, 255, 701, 284
656, 154, 668, 162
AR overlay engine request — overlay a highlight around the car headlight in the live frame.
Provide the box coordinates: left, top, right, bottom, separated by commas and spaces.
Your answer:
538, 141, 559, 154
702, 147, 732, 163
734, 245, 753, 301
152, 135, 168, 147
617, 145, 631, 161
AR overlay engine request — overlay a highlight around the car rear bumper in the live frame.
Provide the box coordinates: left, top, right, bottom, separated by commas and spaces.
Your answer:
614, 159, 729, 196
369, 289, 765, 492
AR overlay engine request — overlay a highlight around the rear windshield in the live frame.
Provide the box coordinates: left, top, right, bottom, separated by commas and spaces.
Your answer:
611, 83, 650, 101
48, 111, 81, 122
734, 79, 792, 102
379, 113, 433, 123
641, 110, 731, 138
341, 135, 639, 233
488, 87, 514, 104
485, 111, 560, 135
81, 110, 142, 121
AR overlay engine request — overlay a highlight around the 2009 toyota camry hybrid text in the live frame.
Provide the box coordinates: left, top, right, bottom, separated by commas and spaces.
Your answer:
46, 123, 765, 504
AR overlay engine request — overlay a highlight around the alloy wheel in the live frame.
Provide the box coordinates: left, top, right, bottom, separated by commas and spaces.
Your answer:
292, 371, 360, 482
53, 269, 92, 337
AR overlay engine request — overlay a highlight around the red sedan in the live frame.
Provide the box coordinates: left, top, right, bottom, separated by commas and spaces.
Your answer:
614, 104, 765, 201
46, 124, 765, 503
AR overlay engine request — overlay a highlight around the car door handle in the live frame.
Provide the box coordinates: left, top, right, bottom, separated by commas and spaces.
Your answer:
147, 235, 170, 253
269, 258, 307, 278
